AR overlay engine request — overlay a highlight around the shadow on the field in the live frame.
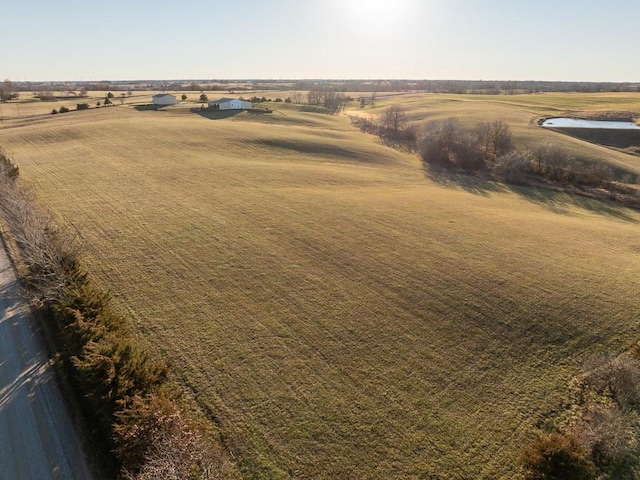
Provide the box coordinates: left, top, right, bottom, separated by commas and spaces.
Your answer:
509, 185, 638, 222
193, 108, 272, 121
424, 166, 507, 196
424, 165, 638, 222
193, 109, 243, 120
133, 104, 156, 111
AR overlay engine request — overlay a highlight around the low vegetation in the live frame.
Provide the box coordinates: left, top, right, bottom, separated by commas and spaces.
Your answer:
520, 433, 596, 480
522, 352, 640, 479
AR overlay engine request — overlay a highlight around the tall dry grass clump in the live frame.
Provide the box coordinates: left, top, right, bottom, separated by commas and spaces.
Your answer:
0, 147, 229, 479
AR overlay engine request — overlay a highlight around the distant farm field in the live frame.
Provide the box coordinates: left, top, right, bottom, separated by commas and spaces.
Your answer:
2, 93, 640, 479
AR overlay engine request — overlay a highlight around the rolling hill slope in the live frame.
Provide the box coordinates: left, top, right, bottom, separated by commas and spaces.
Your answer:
1, 97, 640, 479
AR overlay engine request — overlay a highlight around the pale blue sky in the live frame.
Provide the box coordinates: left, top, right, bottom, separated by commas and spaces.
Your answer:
3, 0, 639, 82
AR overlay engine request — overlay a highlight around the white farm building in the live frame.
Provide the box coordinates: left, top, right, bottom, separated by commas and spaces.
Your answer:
152, 93, 177, 107
208, 98, 253, 111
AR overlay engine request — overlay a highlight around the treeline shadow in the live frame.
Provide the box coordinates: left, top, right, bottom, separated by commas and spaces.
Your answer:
424, 166, 508, 196
299, 105, 335, 115
509, 184, 638, 221
246, 138, 385, 164
424, 165, 638, 222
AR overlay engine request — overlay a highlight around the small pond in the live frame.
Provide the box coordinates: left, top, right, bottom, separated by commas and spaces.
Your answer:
542, 118, 640, 129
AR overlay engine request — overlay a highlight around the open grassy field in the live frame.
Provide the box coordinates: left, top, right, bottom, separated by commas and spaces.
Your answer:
1, 93, 640, 479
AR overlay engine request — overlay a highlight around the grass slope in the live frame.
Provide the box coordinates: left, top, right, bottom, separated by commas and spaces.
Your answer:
1, 96, 640, 479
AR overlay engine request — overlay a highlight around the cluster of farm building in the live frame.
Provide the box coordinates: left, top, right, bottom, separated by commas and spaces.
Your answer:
151, 93, 252, 110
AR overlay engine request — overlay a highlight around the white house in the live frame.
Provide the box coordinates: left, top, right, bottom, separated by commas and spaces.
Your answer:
208, 98, 252, 111
152, 93, 177, 107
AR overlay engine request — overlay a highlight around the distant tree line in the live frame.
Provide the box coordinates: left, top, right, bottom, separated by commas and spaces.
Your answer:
246, 95, 291, 104
10, 78, 640, 97
294, 79, 640, 94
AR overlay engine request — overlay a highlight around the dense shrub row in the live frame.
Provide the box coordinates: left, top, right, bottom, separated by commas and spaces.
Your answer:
52, 103, 91, 114
354, 109, 634, 196
413, 117, 640, 209
51, 106, 70, 114
417, 118, 514, 169
0, 148, 224, 479
492, 143, 616, 188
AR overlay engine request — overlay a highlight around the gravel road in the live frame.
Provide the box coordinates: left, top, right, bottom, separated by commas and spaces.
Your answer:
0, 244, 93, 479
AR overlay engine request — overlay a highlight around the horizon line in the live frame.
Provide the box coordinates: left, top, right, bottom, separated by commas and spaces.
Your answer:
8, 78, 640, 85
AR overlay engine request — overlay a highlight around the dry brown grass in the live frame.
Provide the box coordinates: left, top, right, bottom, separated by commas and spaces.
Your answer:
1, 94, 640, 479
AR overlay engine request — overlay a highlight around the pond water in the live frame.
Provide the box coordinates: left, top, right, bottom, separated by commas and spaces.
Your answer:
542, 118, 640, 129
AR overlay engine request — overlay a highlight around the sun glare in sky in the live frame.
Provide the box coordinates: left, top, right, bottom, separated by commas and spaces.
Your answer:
339, 0, 419, 36
2, 0, 639, 81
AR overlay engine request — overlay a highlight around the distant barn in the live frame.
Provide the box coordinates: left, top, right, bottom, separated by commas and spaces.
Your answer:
152, 93, 177, 108
208, 98, 253, 111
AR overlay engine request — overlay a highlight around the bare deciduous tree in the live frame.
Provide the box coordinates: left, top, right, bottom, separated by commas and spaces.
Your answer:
0, 152, 81, 305
307, 89, 349, 111
418, 118, 461, 165
417, 118, 483, 170
291, 91, 303, 104
0, 79, 16, 101
476, 120, 513, 162
350, 115, 376, 134
307, 89, 322, 106
492, 150, 532, 183
380, 104, 407, 139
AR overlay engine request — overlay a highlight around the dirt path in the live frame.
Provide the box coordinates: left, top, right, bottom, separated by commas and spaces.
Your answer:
0, 244, 93, 479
